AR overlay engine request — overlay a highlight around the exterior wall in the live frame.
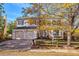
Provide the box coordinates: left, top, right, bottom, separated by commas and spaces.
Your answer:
16, 19, 30, 27
12, 29, 37, 40
15, 17, 66, 40
49, 30, 64, 39
16, 18, 38, 27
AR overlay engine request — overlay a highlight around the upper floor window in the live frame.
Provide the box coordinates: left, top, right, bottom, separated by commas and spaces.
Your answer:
18, 20, 24, 25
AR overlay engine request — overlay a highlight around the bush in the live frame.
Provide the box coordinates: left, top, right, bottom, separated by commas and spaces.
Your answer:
36, 40, 45, 45
0, 34, 12, 42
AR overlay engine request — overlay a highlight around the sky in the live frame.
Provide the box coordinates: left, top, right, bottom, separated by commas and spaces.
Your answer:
4, 3, 32, 23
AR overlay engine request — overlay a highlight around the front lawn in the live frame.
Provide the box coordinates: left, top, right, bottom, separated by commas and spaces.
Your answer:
34, 39, 79, 49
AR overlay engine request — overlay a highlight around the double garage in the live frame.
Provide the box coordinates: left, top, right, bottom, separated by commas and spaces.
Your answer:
12, 28, 37, 40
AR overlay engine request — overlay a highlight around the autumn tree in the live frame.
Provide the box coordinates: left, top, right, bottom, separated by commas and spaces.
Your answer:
63, 4, 79, 46
37, 3, 79, 46
22, 3, 79, 46
0, 3, 7, 39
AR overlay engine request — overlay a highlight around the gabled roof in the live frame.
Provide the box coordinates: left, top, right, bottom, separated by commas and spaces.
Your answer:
16, 17, 38, 20
16, 15, 62, 21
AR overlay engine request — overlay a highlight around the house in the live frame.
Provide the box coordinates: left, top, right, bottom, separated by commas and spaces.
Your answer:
12, 17, 69, 41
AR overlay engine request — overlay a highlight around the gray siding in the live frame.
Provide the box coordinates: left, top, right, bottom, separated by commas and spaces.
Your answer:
12, 29, 37, 40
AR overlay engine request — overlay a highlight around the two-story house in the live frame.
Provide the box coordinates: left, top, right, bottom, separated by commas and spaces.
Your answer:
12, 16, 69, 41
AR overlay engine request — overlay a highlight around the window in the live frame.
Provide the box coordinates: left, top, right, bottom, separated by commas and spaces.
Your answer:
18, 20, 24, 25
53, 30, 59, 36
53, 30, 63, 39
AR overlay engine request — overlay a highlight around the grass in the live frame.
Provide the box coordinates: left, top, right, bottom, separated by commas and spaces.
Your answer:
35, 39, 79, 44
34, 39, 79, 48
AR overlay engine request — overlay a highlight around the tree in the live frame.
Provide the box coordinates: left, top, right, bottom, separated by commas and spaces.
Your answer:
28, 18, 35, 25
0, 3, 7, 39
0, 3, 5, 32
64, 4, 79, 46
38, 3, 79, 46
3, 16, 7, 39
22, 3, 79, 46
7, 21, 17, 34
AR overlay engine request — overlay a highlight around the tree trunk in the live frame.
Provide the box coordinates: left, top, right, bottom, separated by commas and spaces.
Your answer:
3, 16, 7, 39
67, 32, 71, 46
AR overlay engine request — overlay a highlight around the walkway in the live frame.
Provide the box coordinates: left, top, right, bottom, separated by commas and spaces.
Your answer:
29, 49, 79, 53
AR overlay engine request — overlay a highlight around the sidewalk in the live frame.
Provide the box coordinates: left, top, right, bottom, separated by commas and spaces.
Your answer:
29, 49, 79, 53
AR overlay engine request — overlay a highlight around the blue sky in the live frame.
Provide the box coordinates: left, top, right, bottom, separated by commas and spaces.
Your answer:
4, 3, 32, 22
